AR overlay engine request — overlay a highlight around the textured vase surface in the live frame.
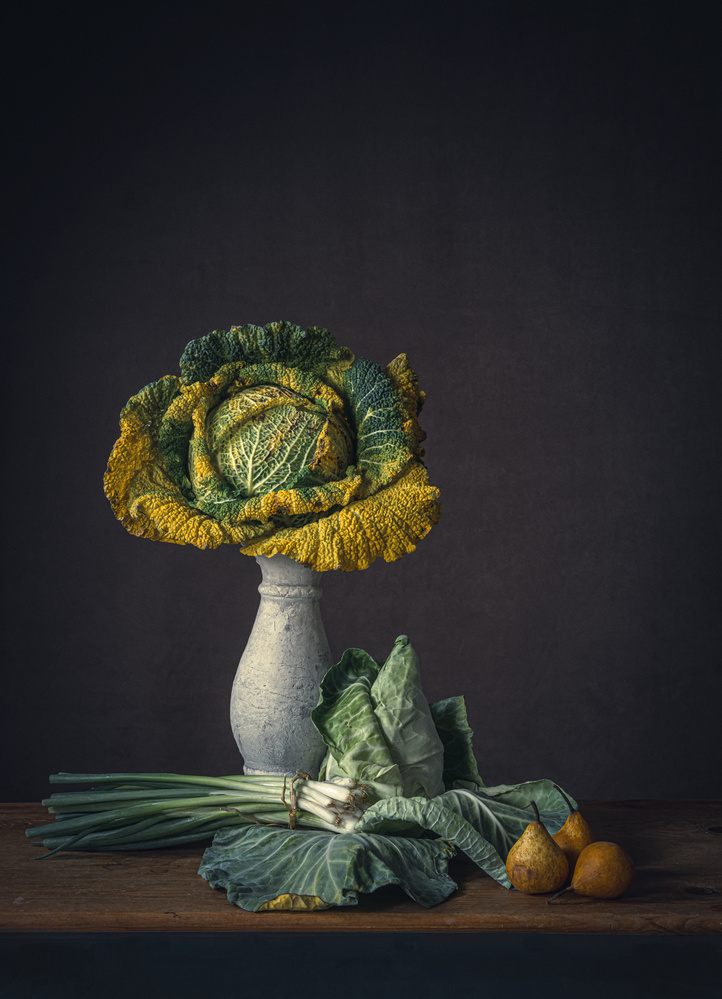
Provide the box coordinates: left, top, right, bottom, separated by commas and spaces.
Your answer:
230, 553, 332, 777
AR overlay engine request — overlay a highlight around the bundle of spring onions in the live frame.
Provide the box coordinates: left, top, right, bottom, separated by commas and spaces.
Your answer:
26, 772, 370, 856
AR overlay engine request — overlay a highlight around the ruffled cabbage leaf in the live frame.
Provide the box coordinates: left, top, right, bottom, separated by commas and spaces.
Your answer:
105, 321, 442, 571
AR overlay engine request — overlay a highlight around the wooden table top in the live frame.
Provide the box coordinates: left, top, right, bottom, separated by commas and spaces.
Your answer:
2, 800, 720, 934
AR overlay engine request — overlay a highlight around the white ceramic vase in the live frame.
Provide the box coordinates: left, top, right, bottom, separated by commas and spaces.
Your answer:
230, 553, 332, 778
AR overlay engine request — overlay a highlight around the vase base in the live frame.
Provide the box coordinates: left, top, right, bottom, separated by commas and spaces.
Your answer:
243, 765, 311, 777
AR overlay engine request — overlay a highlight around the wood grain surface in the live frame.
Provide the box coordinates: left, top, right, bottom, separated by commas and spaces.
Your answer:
3, 801, 720, 934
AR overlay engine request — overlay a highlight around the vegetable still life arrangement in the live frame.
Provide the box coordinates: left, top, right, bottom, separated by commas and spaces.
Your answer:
28, 637, 577, 910
27, 321, 635, 912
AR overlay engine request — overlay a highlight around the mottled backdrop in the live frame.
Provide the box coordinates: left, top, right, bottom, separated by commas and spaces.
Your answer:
3, 1, 720, 801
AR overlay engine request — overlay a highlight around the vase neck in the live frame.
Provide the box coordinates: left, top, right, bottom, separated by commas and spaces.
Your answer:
255, 553, 323, 602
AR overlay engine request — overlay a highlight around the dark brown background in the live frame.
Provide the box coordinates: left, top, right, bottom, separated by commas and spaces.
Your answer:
3, 1, 720, 802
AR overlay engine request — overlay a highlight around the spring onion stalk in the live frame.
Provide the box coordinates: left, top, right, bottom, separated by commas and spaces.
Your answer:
27, 772, 371, 856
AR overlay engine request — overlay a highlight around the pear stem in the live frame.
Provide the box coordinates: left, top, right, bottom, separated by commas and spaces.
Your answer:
530, 800, 541, 823
547, 886, 572, 904
553, 783, 576, 815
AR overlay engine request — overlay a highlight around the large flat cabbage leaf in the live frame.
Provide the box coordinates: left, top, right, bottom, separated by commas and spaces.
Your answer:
199, 825, 457, 910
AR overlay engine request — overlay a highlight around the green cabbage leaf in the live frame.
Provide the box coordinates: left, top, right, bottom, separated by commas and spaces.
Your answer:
312, 635, 445, 798
199, 825, 458, 910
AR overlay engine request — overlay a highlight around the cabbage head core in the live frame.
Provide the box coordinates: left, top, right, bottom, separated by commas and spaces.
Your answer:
203, 384, 353, 497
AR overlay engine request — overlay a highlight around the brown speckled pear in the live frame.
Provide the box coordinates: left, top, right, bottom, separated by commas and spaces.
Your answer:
568, 841, 635, 898
552, 784, 596, 873
505, 801, 569, 894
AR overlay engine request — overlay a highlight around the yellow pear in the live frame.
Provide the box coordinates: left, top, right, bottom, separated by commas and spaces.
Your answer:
548, 841, 635, 902
505, 801, 569, 894
552, 784, 595, 873
570, 841, 635, 898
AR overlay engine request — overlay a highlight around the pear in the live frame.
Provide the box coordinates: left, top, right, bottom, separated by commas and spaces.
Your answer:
548, 841, 635, 901
552, 784, 595, 873
505, 801, 569, 894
